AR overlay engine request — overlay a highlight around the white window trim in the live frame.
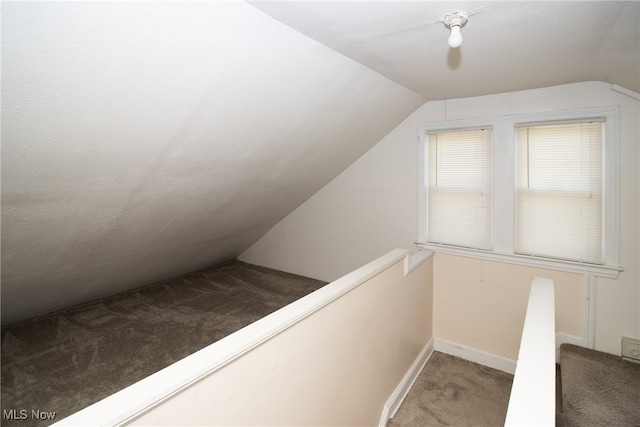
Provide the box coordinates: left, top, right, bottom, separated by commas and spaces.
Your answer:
416, 106, 622, 279
424, 127, 494, 250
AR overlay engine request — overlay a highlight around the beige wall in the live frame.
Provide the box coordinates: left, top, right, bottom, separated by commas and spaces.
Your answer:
434, 253, 582, 361
129, 254, 433, 426
241, 81, 639, 356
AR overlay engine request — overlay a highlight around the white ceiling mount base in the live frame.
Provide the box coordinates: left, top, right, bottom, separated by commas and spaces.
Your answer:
442, 10, 468, 28
443, 10, 468, 48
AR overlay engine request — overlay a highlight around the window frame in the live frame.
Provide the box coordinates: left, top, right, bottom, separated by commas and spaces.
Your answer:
416, 106, 622, 278
425, 126, 494, 251
514, 119, 605, 264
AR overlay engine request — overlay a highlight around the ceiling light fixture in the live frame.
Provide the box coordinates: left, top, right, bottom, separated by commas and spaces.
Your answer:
442, 10, 468, 48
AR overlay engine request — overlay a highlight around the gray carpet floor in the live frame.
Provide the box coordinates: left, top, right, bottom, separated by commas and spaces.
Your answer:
390, 346, 640, 427
558, 343, 640, 427
1, 260, 327, 427
388, 351, 514, 427
6, 261, 636, 427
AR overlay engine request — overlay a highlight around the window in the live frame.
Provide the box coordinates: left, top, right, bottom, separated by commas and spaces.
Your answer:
426, 128, 492, 250
515, 121, 603, 264
417, 107, 620, 278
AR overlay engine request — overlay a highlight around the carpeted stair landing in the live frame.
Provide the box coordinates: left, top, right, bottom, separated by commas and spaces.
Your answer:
390, 344, 640, 427
557, 343, 640, 427
388, 352, 514, 426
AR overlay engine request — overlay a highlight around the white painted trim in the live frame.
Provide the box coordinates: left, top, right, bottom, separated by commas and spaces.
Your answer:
405, 249, 434, 275
583, 275, 597, 349
416, 106, 622, 277
433, 337, 516, 375
416, 242, 622, 279
505, 277, 556, 427
433, 334, 582, 373
611, 84, 640, 101
378, 338, 434, 427
52, 249, 414, 427
555, 333, 583, 363
602, 106, 621, 268
416, 131, 427, 243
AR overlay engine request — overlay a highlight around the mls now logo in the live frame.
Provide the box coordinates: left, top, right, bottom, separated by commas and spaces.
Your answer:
3, 409, 27, 420
3, 409, 56, 421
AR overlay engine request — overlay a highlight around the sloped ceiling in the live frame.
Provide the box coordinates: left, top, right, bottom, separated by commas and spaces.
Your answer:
2, 1, 639, 324
252, 1, 640, 99
1, 1, 423, 323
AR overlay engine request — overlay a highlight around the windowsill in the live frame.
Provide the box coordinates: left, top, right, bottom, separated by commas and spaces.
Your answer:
415, 241, 623, 279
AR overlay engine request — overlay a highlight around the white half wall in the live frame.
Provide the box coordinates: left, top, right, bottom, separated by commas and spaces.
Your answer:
53, 249, 433, 427
241, 81, 640, 356
505, 277, 556, 427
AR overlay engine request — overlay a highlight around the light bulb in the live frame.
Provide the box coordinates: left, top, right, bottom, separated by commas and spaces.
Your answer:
448, 25, 463, 48
442, 10, 468, 49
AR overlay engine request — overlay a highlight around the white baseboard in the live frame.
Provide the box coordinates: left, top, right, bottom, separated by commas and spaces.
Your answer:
378, 338, 434, 427
433, 338, 517, 375
379, 335, 582, 427
430, 334, 583, 375
555, 333, 583, 363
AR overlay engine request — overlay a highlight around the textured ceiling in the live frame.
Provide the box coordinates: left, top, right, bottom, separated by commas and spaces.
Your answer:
1, 1, 423, 323
251, 1, 640, 100
2, 1, 639, 324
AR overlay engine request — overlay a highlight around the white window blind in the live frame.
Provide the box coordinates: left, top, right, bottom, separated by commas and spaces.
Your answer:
515, 120, 604, 264
427, 128, 492, 250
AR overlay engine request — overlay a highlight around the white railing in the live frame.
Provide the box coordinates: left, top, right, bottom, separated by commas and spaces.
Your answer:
53, 249, 434, 427
504, 276, 556, 426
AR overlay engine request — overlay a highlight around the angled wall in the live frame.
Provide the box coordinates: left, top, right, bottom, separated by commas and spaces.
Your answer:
241, 81, 640, 356
1, 2, 423, 323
